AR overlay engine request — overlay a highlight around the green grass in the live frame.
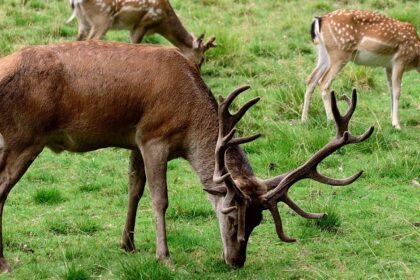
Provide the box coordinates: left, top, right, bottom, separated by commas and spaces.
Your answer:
33, 188, 65, 205
0, 0, 419, 279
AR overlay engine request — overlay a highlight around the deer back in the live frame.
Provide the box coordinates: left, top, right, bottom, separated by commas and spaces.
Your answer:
0, 41, 217, 155
319, 9, 420, 65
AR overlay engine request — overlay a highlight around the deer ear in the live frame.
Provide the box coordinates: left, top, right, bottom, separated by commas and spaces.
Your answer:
204, 186, 227, 196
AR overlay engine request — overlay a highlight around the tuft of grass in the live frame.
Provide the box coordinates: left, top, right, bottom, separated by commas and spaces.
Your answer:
78, 182, 102, 193
117, 257, 175, 280
34, 188, 65, 205
76, 219, 100, 235
48, 220, 70, 235
314, 210, 341, 232
63, 264, 91, 280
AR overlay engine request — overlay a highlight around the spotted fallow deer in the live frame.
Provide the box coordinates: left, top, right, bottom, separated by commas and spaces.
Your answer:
0, 40, 373, 272
302, 9, 420, 129
66, 0, 216, 68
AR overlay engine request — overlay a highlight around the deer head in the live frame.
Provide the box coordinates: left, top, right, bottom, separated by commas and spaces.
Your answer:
206, 87, 373, 267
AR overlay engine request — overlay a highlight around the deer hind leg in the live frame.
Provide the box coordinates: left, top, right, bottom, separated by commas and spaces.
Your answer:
390, 64, 404, 129
139, 141, 171, 264
130, 26, 146, 44
385, 68, 394, 122
319, 53, 350, 120
86, 23, 111, 40
302, 44, 329, 122
74, 5, 91, 40
85, 15, 112, 40
121, 150, 146, 252
0, 140, 44, 272
76, 16, 91, 41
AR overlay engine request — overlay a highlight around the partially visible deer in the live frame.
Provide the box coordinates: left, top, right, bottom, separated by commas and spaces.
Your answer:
0, 40, 373, 272
302, 9, 420, 129
66, 0, 216, 67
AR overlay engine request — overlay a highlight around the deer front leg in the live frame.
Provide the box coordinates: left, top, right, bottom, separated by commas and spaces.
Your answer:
390, 64, 404, 129
76, 19, 91, 41
130, 27, 146, 44
86, 16, 112, 40
121, 150, 146, 252
140, 142, 171, 264
302, 44, 329, 122
0, 143, 44, 272
319, 53, 350, 121
385, 68, 394, 121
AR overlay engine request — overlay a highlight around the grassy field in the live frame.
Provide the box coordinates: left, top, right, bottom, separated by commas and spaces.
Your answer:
0, 0, 419, 279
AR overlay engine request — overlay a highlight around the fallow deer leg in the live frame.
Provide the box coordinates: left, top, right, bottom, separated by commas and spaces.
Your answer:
140, 142, 171, 264
130, 27, 146, 44
121, 150, 146, 252
319, 53, 350, 121
390, 64, 404, 129
385, 67, 393, 120
86, 16, 111, 40
76, 18, 91, 41
302, 44, 329, 122
0, 143, 44, 272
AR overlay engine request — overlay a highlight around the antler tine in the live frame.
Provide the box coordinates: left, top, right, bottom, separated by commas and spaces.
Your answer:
267, 204, 296, 243
281, 194, 326, 219
231, 97, 261, 128
331, 90, 374, 143
203, 36, 216, 51
330, 91, 347, 137
310, 170, 363, 186
343, 89, 357, 122
220, 86, 252, 117
348, 126, 375, 143
197, 33, 205, 42
229, 133, 262, 146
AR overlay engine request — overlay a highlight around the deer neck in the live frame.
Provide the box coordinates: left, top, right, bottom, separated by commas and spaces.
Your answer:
161, 7, 195, 52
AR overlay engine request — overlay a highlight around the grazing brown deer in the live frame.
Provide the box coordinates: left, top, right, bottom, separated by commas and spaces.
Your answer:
0, 40, 373, 272
66, 0, 216, 67
302, 9, 420, 129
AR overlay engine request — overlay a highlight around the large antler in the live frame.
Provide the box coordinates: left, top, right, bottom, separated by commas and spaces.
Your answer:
263, 90, 374, 242
207, 85, 260, 242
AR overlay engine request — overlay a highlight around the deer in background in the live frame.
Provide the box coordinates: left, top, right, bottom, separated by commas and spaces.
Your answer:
66, 0, 216, 68
0, 40, 373, 272
302, 9, 420, 129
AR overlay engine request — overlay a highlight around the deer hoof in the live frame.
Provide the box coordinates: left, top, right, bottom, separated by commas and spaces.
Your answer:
157, 255, 173, 267
392, 124, 401, 130
120, 240, 136, 252
0, 258, 11, 273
